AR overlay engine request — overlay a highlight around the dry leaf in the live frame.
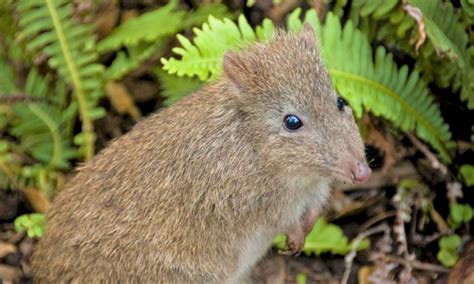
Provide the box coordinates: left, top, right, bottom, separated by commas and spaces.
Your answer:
105, 81, 142, 121
359, 264, 377, 284
95, 2, 119, 38
403, 4, 426, 50
20, 188, 50, 213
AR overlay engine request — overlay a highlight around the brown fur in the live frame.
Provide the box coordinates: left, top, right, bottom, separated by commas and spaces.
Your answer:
32, 25, 369, 283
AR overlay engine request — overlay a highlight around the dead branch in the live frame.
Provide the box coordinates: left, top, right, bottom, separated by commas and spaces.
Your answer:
341, 223, 391, 284
384, 255, 451, 274
405, 132, 448, 176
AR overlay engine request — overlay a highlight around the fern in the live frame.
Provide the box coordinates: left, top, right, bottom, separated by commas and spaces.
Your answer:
319, 13, 453, 161
97, 1, 232, 53
352, 0, 399, 19
6, 69, 76, 169
100, 2, 232, 81
407, 0, 473, 109
161, 9, 453, 162
0, 64, 76, 194
17, 0, 105, 160
461, 0, 474, 25
0, 59, 18, 93
104, 42, 166, 81
409, 0, 467, 68
348, 0, 474, 109
0, 0, 16, 39
155, 69, 203, 106
181, 3, 233, 28
97, 0, 185, 53
161, 15, 261, 80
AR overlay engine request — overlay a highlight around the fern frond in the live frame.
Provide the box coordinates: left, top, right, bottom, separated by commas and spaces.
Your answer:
105, 41, 166, 81
0, 57, 76, 192
161, 9, 317, 81
97, 0, 184, 53
408, 0, 473, 109
352, 0, 399, 19
8, 69, 77, 169
319, 13, 453, 162
17, 0, 105, 160
409, 0, 466, 67
155, 70, 202, 106
0, 141, 19, 190
348, 0, 473, 109
181, 3, 233, 28
161, 15, 259, 80
0, 59, 18, 93
461, 0, 474, 24
0, 0, 16, 39
0, 58, 18, 133
97, 1, 232, 53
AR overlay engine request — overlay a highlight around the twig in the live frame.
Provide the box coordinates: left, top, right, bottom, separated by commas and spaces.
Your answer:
360, 210, 397, 232
341, 223, 390, 284
384, 255, 451, 274
429, 206, 450, 234
405, 132, 448, 176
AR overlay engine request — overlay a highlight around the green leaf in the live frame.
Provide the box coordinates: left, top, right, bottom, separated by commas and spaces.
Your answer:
287, 8, 304, 32
273, 233, 287, 250
437, 249, 458, 267
255, 18, 276, 40
398, 178, 421, 189
296, 273, 307, 284
437, 234, 461, 267
448, 203, 473, 228
273, 218, 369, 255
14, 213, 46, 238
303, 218, 369, 255
460, 164, 474, 186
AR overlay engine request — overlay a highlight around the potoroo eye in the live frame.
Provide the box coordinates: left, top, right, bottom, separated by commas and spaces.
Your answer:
284, 114, 303, 131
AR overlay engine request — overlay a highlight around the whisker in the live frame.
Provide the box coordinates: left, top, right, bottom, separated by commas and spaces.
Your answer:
367, 158, 376, 166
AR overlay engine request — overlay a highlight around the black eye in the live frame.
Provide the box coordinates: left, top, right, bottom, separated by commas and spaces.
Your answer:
337, 97, 346, 111
284, 114, 303, 131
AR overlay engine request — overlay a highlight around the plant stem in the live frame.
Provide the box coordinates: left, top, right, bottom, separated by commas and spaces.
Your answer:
45, 0, 94, 160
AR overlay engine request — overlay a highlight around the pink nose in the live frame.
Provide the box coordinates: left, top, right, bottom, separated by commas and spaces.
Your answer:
351, 162, 371, 183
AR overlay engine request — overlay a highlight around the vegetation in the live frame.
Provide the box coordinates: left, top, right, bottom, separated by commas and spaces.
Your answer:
0, 0, 472, 282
